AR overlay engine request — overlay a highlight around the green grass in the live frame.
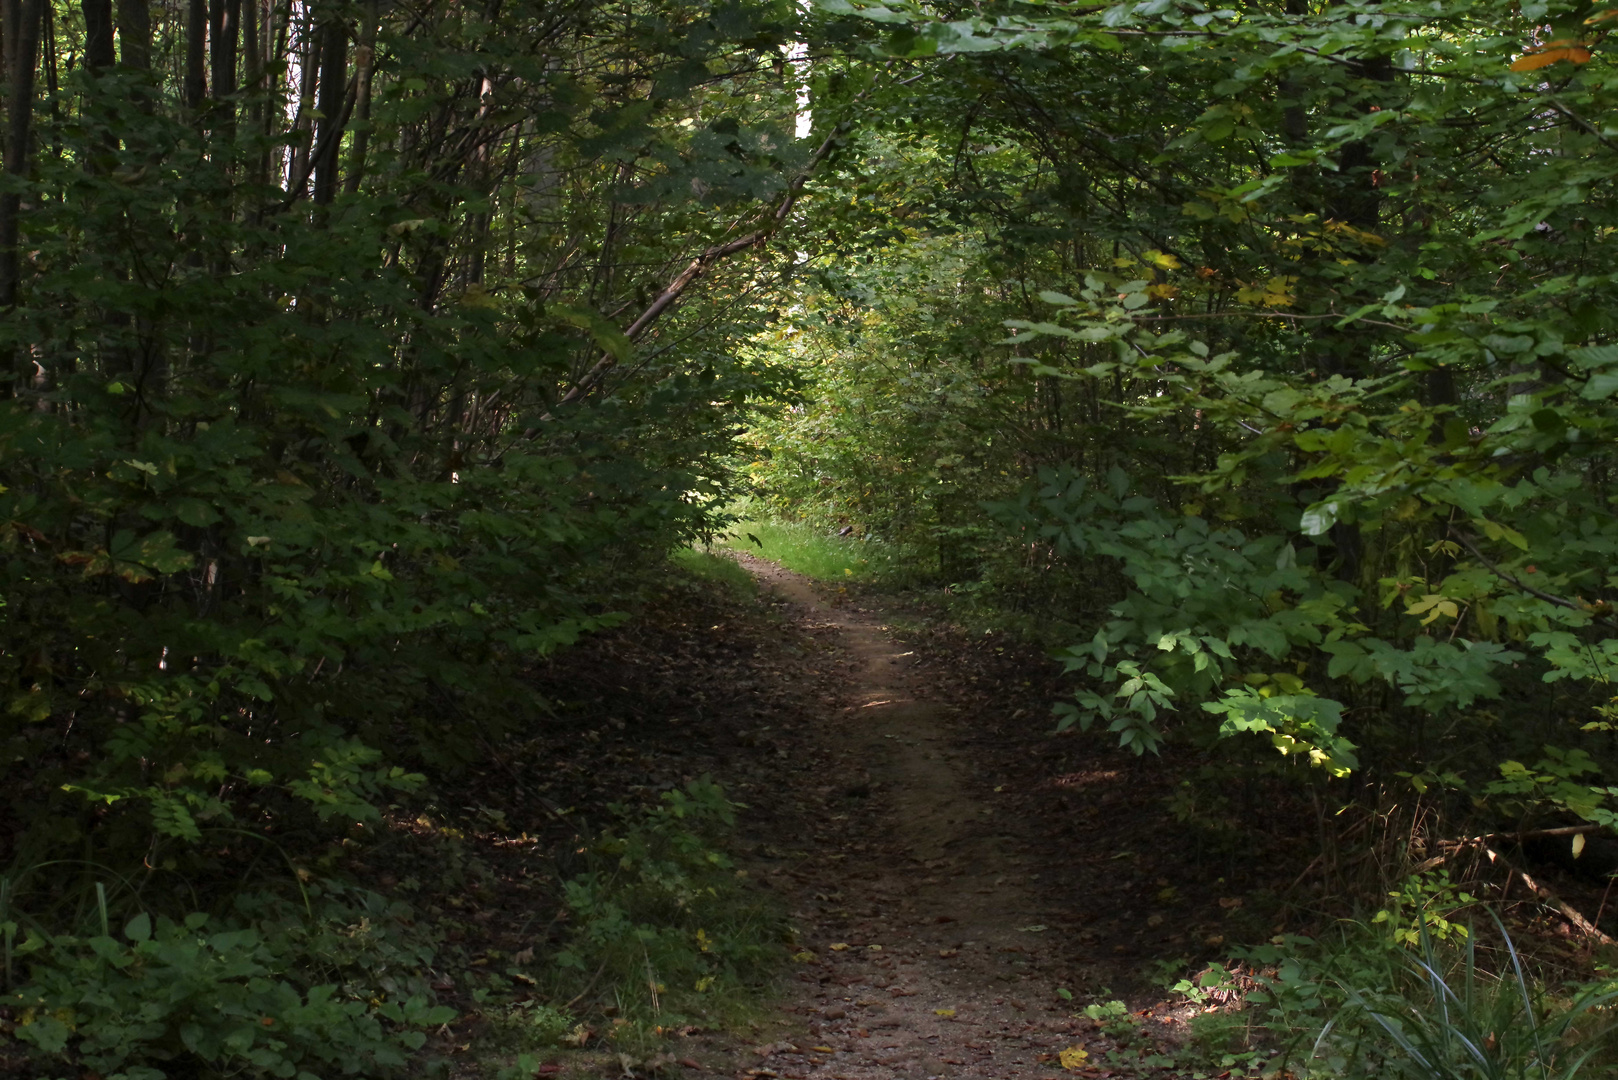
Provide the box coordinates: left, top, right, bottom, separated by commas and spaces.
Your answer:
669, 547, 758, 597
715, 519, 917, 584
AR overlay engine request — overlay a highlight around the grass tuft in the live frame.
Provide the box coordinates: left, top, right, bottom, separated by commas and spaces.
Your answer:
715, 519, 918, 584
669, 547, 758, 598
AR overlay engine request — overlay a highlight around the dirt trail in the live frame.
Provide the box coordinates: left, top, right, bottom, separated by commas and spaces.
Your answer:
723, 556, 1121, 1080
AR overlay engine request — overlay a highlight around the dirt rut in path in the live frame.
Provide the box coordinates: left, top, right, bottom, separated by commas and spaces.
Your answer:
726, 557, 1124, 1080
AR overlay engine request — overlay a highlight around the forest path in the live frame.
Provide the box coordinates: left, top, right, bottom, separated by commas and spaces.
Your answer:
712, 554, 1148, 1080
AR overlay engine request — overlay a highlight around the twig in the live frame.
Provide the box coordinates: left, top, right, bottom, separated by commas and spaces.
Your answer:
564, 958, 612, 1010
1449, 528, 1618, 631
1594, 873, 1616, 932
1435, 824, 1605, 849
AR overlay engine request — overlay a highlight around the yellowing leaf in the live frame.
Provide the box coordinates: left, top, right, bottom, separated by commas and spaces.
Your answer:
1147, 284, 1180, 300
810, 1046, 835, 1053
1406, 594, 1461, 625
1573, 833, 1587, 858
1144, 249, 1182, 270
1324, 221, 1388, 247
934, 1009, 956, 1017
1510, 45, 1592, 70
829, 942, 850, 951
1060, 1046, 1090, 1070
791, 950, 816, 962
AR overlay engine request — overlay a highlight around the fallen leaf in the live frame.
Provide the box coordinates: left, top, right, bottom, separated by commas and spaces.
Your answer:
791, 951, 816, 962
934, 1009, 956, 1018
938, 949, 959, 958
866, 944, 882, 952
1060, 1046, 1091, 1070
1145, 914, 1164, 928
809, 1047, 835, 1053
829, 943, 850, 952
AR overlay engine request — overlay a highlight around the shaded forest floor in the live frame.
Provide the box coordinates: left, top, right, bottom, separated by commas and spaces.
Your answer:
365, 552, 1618, 1080
385, 554, 1350, 1079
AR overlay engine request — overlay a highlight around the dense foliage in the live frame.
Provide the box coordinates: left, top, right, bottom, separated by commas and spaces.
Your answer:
0, 0, 811, 1070
752, 0, 1618, 899
9, 0, 1618, 1068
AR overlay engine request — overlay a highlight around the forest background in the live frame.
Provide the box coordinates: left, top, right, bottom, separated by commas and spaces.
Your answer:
3, 0, 1618, 1071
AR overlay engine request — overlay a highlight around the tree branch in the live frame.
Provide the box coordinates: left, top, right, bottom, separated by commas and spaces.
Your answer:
551, 120, 845, 408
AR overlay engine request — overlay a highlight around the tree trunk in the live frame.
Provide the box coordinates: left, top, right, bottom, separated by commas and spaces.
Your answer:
115, 0, 151, 69
83, 0, 116, 72
342, 0, 378, 196
311, 12, 345, 203
0, 0, 43, 311
209, 0, 239, 112
185, 0, 207, 109
287, 9, 318, 193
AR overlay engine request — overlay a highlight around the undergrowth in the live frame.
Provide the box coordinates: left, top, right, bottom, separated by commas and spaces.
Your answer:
483, 779, 785, 1073
670, 548, 759, 598
1, 877, 451, 1080
1160, 913, 1618, 1080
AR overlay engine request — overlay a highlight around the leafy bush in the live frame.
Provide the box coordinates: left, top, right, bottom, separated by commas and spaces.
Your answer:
4, 883, 451, 1079
554, 780, 784, 1022
2, 0, 803, 1067
484, 1001, 578, 1052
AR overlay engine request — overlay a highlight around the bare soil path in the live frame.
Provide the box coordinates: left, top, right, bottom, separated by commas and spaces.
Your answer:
703, 556, 1187, 1080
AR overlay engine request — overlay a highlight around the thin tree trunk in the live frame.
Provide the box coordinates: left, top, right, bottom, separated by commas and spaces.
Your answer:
287, 5, 317, 193
0, 0, 44, 311
184, 0, 207, 109
342, 0, 377, 196
310, 12, 345, 203
209, 0, 238, 113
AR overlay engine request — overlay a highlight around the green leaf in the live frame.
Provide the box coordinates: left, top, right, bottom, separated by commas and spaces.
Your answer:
1300, 502, 1338, 536
551, 303, 633, 362
1582, 373, 1618, 400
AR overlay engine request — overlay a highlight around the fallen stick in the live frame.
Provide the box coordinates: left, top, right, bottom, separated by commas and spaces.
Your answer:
1434, 824, 1604, 850
1485, 846, 1614, 945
